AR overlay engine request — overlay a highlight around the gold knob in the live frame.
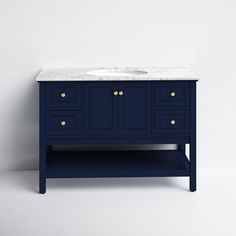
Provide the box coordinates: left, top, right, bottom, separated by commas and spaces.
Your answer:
60, 121, 66, 126
113, 91, 118, 96
170, 91, 176, 97
170, 120, 176, 125
119, 91, 124, 96
60, 92, 66, 98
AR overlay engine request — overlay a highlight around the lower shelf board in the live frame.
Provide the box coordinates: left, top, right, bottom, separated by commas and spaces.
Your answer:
46, 150, 190, 178
46, 150, 189, 178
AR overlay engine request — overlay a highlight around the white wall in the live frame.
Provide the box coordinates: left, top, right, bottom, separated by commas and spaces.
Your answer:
0, 0, 236, 170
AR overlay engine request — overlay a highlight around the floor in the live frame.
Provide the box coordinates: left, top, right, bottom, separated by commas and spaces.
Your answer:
0, 169, 235, 236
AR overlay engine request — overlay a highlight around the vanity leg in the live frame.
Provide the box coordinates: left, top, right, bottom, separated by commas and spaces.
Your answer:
39, 83, 46, 194
39, 144, 46, 194
190, 82, 196, 192
190, 142, 196, 192
179, 144, 185, 154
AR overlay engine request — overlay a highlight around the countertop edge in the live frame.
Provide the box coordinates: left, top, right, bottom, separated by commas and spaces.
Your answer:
36, 78, 199, 82
36, 67, 199, 82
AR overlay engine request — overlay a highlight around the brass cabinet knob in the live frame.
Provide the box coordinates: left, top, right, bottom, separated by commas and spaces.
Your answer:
170, 120, 176, 125
119, 91, 124, 96
60, 92, 66, 98
60, 121, 66, 126
170, 91, 176, 97
113, 91, 118, 96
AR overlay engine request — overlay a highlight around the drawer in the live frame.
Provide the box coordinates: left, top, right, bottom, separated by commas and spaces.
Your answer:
46, 83, 82, 108
155, 110, 190, 135
155, 82, 190, 107
46, 111, 82, 135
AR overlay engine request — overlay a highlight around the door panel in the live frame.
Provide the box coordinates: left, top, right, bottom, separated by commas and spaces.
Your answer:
84, 82, 118, 135
119, 82, 152, 135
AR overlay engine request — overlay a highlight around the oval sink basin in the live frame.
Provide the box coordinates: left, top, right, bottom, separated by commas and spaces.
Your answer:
87, 69, 147, 77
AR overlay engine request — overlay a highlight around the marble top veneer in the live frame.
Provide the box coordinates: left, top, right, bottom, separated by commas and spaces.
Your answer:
36, 67, 198, 81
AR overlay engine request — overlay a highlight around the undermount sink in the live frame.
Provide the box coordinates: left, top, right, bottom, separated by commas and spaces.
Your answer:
86, 69, 148, 77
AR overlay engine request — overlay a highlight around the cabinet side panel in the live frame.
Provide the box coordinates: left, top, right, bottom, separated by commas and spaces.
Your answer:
39, 82, 46, 193
190, 81, 197, 191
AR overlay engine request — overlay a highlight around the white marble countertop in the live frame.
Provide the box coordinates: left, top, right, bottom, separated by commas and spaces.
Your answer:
36, 67, 198, 81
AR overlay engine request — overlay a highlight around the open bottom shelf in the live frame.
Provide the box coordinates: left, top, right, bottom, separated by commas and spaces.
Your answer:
46, 150, 189, 178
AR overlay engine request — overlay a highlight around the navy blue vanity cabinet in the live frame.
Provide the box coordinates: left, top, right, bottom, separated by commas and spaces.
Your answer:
39, 80, 197, 193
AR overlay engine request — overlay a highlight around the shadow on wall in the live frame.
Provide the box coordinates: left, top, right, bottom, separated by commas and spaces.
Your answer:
9, 70, 41, 170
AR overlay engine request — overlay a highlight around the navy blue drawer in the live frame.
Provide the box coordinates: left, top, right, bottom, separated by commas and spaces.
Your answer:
46, 83, 82, 108
155, 110, 190, 135
46, 111, 82, 135
155, 82, 190, 107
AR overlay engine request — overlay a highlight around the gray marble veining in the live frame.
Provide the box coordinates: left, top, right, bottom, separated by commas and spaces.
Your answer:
36, 67, 198, 81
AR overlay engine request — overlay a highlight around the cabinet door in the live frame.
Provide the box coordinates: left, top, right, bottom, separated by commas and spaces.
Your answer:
118, 82, 152, 135
85, 82, 118, 135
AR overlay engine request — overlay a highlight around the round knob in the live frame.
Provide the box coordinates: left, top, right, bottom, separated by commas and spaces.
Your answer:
60, 92, 66, 98
113, 91, 118, 96
60, 121, 66, 126
119, 91, 124, 96
170, 91, 176, 97
170, 120, 176, 125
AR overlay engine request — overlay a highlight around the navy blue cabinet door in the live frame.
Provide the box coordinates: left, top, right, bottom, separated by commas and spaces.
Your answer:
118, 82, 152, 135
85, 82, 118, 135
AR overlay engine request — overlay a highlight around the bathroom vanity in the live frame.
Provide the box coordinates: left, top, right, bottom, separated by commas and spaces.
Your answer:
37, 67, 198, 193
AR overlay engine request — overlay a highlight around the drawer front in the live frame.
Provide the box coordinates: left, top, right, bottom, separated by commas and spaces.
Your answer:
46, 111, 82, 135
155, 82, 190, 107
155, 110, 190, 135
46, 83, 82, 108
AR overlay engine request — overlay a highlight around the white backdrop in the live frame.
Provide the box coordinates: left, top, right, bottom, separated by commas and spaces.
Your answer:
0, 0, 235, 170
